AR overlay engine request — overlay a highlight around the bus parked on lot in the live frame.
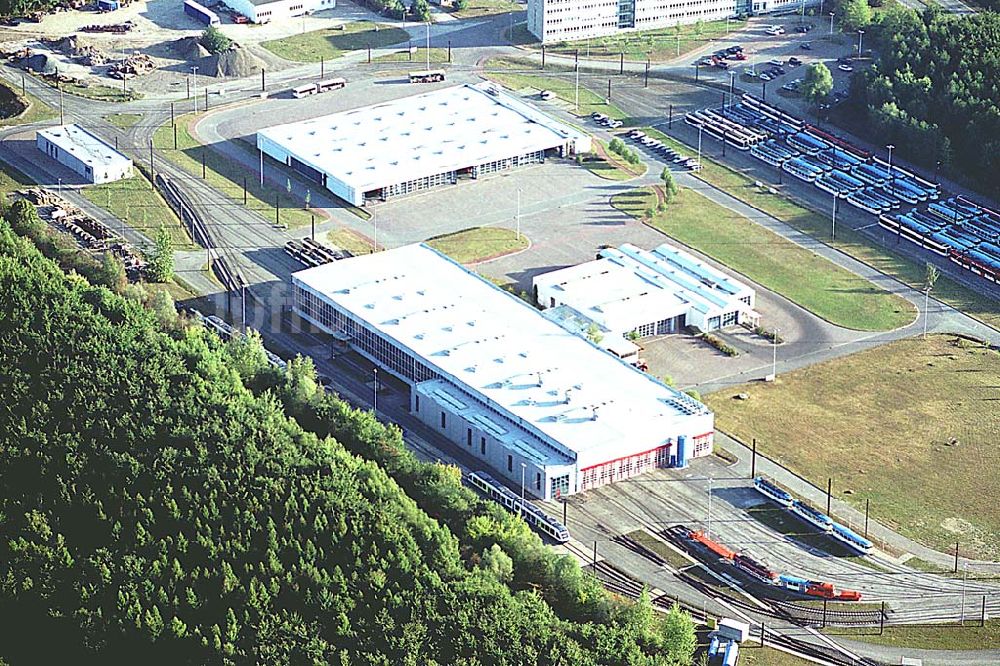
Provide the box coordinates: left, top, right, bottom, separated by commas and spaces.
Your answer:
409, 70, 445, 83
317, 77, 347, 92
183, 0, 220, 26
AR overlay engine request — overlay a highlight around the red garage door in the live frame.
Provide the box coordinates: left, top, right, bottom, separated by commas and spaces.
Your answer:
578, 442, 674, 492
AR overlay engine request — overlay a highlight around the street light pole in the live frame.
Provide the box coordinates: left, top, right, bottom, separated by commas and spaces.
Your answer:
886, 144, 895, 189
923, 286, 931, 338
425, 21, 430, 71
516, 188, 521, 240
191, 66, 199, 113
829, 11, 835, 34
373, 368, 378, 413
697, 126, 703, 168
772, 328, 780, 379
857, 29, 864, 57
832, 193, 837, 239
574, 64, 580, 111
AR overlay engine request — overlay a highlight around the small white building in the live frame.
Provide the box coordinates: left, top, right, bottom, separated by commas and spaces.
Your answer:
533, 242, 758, 337
222, 0, 334, 23
36, 124, 133, 185
257, 82, 590, 207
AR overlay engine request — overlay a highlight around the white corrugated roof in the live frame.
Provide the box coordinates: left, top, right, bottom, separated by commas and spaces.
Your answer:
257, 82, 589, 193
37, 124, 133, 170
535, 242, 755, 326
292, 244, 712, 469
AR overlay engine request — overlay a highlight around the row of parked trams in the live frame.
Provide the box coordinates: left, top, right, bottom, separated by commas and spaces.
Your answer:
685, 94, 1000, 284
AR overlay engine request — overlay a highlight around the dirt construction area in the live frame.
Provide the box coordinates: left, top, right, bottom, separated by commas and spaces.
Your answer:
0, 0, 380, 94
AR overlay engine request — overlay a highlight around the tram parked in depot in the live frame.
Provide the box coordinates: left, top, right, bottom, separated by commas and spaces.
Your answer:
467, 471, 570, 543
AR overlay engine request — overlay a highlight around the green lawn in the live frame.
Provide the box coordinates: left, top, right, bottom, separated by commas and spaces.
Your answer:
451, 0, 520, 19
745, 506, 876, 566
644, 127, 1000, 332
104, 113, 142, 129
581, 139, 646, 181
0, 80, 56, 127
624, 530, 694, 570
327, 228, 374, 256
519, 18, 748, 61
0, 164, 34, 198
261, 22, 409, 62
612, 186, 916, 331
47, 79, 141, 103
824, 622, 1000, 650
82, 171, 192, 249
153, 113, 316, 230
425, 227, 528, 264
736, 646, 820, 666
483, 57, 631, 122
706, 335, 1000, 559
373, 47, 450, 63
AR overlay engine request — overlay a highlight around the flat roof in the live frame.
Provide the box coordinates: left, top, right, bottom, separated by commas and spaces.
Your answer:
536, 242, 754, 322
257, 82, 588, 194
37, 124, 133, 170
293, 244, 710, 468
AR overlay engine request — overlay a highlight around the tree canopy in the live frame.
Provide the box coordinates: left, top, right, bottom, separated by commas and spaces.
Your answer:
0, 212, 699, 665
849, 7, 1000, 197
802, 62, 834, 106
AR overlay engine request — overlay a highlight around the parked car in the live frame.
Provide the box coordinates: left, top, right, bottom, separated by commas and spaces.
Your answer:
540, 90, 554, 100
768, 58, 783, 66
726, 45, 743, 54
800, 42, 813, 50
795, 24, 813, 33
765, 25, 785, 35
608, 119, 623, 128
788, 56, 802, 66
838, 63, 854, 72
759, 72, 773, 81
743, 68, 757, 77
733, 52, 747, 60
837, 56, 853, 64
716, 61, 730, 69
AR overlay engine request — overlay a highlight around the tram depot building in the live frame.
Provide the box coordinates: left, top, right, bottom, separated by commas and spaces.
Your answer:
257, 82, 590, 207
292, 244, 715, 500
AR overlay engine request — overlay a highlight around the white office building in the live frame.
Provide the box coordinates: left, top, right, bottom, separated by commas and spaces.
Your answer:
527, 0, 805, 43
222, 0, 334, 23
257, 82, 590, 207
292, 243, 714, 500
533, 242, 758, 337
36, 124, 133, 185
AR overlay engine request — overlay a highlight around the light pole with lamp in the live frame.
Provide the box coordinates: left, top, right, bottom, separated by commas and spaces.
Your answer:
886, 144, 895, 190
832, 193, 838, 239
771, 328, 780, 380
829, 11, 835, 34
425, 21, 431, 71
516, 188, 522, 240
372, 368, 378, 413
697, 125, 704, 168
191, 65, 199, 113
728, 70, 736, 108
857, 29, 864, 57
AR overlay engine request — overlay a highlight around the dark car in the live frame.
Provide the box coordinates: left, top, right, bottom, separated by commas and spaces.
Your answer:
837, 56, 854, 65
716, 61, 730, 69
788, 56, 802, 66
726, 45, 743, 54
800, 42, 813, 50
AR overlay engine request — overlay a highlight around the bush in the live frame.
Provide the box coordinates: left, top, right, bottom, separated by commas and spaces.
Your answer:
200, 25, 232, 55
754, 325, 784, 344
703, 333, 738, 357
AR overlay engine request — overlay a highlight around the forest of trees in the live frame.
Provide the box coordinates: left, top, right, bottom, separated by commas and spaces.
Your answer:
847, 6, 1000, 197
0, 209, 699, 665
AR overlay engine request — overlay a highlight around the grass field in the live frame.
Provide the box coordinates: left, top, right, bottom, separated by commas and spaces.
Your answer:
373, 47, 450, 63
153, 113, 316, 230
327, 228, 374, 256
483, 57, 630, 122
47, 79, 141, 103
82, 171, 192, 249
514, 18, 747, 61
451, 0, 520, 18
261, 22, 408, 62
643, 127, 1000, 332
581, 139, 646, 180
0, 164, 33, 198
425, 227, 528, 264
104, 113, 141, 129
745, 506, 882, 568
706, 334, 1000, 559
0, 80, 56, 127
735, 646, 818, 666
625, 530, 695, 570
824, 621, 1000, 650
612, 186, 916, 331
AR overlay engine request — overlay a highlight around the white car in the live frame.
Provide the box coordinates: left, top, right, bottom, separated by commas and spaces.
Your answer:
608, 119, 623, 128
838, 63, 854, 72
539, 90, 554, 100
759, 72, 773, 81
744, 68, 757, 77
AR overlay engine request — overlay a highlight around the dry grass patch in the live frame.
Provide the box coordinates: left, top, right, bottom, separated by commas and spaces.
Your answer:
707, 335, 1000, 559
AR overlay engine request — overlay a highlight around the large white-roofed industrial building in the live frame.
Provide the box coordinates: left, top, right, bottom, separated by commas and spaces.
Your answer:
292, 244, 714, 500
36, 124, 133, 185
257, 82, 591, 207
533, 242, 758, 338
